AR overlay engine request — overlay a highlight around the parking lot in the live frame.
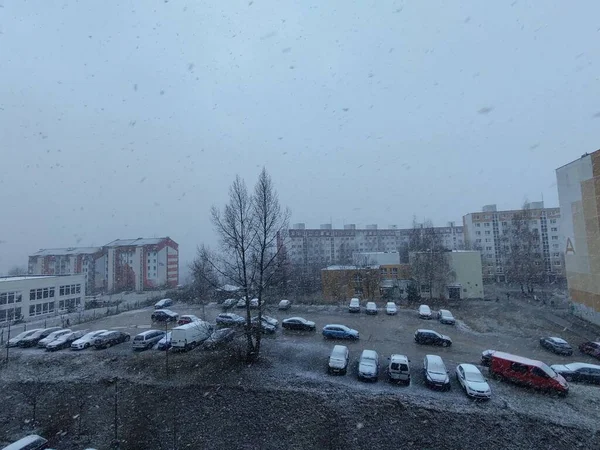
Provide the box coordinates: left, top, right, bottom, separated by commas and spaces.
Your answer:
6, 298, 600, 430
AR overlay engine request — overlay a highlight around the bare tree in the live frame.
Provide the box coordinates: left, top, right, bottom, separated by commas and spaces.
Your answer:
15, 379, 44, 425
7, 266, 27, 276
199, 169, 289, 361
501, 204, 545, 295
408, 219, 450, 299
189, 250, 221, 302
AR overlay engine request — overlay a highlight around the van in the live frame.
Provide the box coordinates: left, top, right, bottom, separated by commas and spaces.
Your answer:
132, 330, 166, 350
2, 434, 48, 450
171, 321, 212, 351
489, 351, 569, 395
418, 304, 432, 319
387, 354, 411, 384
348, 298, 361, 313
327, 345, 349, 375
154, 298, 173, 309
423, 354, 450, 390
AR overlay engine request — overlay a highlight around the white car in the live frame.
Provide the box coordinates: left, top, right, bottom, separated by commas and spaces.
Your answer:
385, 302, 397, 315
419, 304, 432, 319
37, 329, 72, 348
261, 315, 279, 327
71, 330, 108, 350
278, 299, 291, 310
455, 363, 491, 399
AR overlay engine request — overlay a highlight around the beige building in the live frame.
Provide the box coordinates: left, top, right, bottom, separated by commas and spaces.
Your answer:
409, 250, 484, 300
556, 150, 600, 325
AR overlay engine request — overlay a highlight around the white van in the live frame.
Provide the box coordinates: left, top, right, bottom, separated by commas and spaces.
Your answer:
171, 321, 212, 351
328, 345, 350, 375
387, 354, 411, 384
349, 298, 361, 313
419, 304, 432, 319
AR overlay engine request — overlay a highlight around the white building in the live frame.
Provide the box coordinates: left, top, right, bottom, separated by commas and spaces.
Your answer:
0, 274, 85, 323
463, 203, 562, 281
281, 222, 464, 267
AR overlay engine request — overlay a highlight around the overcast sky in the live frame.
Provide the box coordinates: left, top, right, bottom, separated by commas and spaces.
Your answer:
1, 1, 599, 275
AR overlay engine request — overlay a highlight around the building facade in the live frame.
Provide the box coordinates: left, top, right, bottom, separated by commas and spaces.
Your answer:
28, 237, 179, 294
463, 203, 562, 281
409, 250, 484, 299
556, 150, 600, 326
282, 222, 464, 267
0, 274, 85, 323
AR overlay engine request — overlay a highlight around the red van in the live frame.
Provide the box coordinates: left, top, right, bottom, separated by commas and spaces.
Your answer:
489, 351, 569, 395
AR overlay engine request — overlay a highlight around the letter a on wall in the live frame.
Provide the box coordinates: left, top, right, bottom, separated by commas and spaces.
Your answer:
566, 237, 575, 255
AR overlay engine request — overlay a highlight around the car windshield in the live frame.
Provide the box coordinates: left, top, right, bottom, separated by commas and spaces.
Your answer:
540, 363, 559, 379
465, 371, 485, 383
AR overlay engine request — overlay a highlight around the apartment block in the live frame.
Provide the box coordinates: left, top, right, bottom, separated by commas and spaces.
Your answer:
463, 203, 562, 281
556, 150, 600, 325
28, 237, 179, 294
282, 222, 464, 267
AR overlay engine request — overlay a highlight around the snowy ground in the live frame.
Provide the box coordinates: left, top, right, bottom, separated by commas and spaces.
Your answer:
1, 298, 600, 449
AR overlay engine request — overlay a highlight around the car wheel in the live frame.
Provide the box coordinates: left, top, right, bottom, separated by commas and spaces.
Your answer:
442, 341, 449, 347
564, 375, 573, 382
125, 336, 130, 342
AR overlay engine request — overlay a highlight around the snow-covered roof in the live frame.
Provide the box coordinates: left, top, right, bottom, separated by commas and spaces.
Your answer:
217, 284, 241, 292
31, 247, 101, 256
323, 264, 380, 271
0, 275, 57, 283
105, 237, 167, 247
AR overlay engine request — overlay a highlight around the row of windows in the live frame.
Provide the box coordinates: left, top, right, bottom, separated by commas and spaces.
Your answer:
0, 307, 22, 321
59, 284, 81, 296
30, 287, 55, 300
29, 301, 55, 316
58, 297, 82, 311
1, 291, 22, 305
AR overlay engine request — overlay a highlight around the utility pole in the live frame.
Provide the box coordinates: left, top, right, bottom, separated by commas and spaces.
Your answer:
5, 319, 11, 363
165, 321, 169, 377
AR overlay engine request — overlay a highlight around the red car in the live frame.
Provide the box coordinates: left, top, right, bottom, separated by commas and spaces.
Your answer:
488, 351, 568, 395
579, 341, 600, 360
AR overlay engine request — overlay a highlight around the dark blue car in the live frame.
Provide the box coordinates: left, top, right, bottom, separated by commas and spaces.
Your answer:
322, 324, 359, 340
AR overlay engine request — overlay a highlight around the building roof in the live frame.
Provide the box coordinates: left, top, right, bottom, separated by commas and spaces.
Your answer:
31, 247, 101, 256
0, 275, 66, 283
323, 265, 380, 271
105, 237, 168, 248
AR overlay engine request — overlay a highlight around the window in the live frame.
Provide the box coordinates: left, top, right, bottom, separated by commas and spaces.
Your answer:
551, 227, 558, 232
551, 236, 558, 240
484, 223, 490, 227
511, 363, 528, 374
60, 286, 65, 296
485, 231, 490, 235
502, 221, 508, 226
486, 246, 492, 251
554, 260, 561, 266
532, 367, 549, 378
0, 293, 5, 305
76, 284, 81, 293
30, 289, 35, 300
485, 238, 491, 243
476, 239, 482, 243
43, 287, 49, 298
550, 219, 557, 224
476, 223, 481, 227
49, 287, 55, 298
37, 288, 43, 299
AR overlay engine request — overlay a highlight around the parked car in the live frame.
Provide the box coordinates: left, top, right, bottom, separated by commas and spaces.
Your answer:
177, 314, 202, 326
222, 298, 238, 309
251, 316, 277, 334
423, 354, 450, 390
71, 330, 108, 350
322, 324, 359, 340
579, 341, 600, 360
93, 331, 131, 349
456, 363, 491, 399
278, 299, 291, 310
282, 317, 316, 331
348, 297, 361, 313
216, 313, 246, 327
414, 329, 452, 347
133, 330, 166, 350
481, 349, 496, 367
385, 302, 397, 315
18, 327, 62, 347
5, 329, 43, 347
261, 315, 279, 327
387, 354, 411, 384
154, 298, 173, 309
438, 309, 455, 325
171, 321, 212, 351
3, 434, 48, 450
550, 362, 600, 384
327, 345, 350, 375
46, 330, 87, 351
202, 328, 236, 350
37, 329, 72, 348
236, 297, 247, 308
151, 309, 179, 322
540, 336, 573, 356
419, 304, 432, 319
156, 332, 172, 350
365, 302, 378, 315
358, 349, 380, 381
249, 298, 263, 308
488, 351, 569, 395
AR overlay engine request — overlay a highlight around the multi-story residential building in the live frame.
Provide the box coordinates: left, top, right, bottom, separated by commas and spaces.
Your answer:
463, 203, 562, 282
282, 222, 464, 267
29, 247, 102, 295
0, 274, 85, 323
556, 150, 600, 326
28, 237, 179, 294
